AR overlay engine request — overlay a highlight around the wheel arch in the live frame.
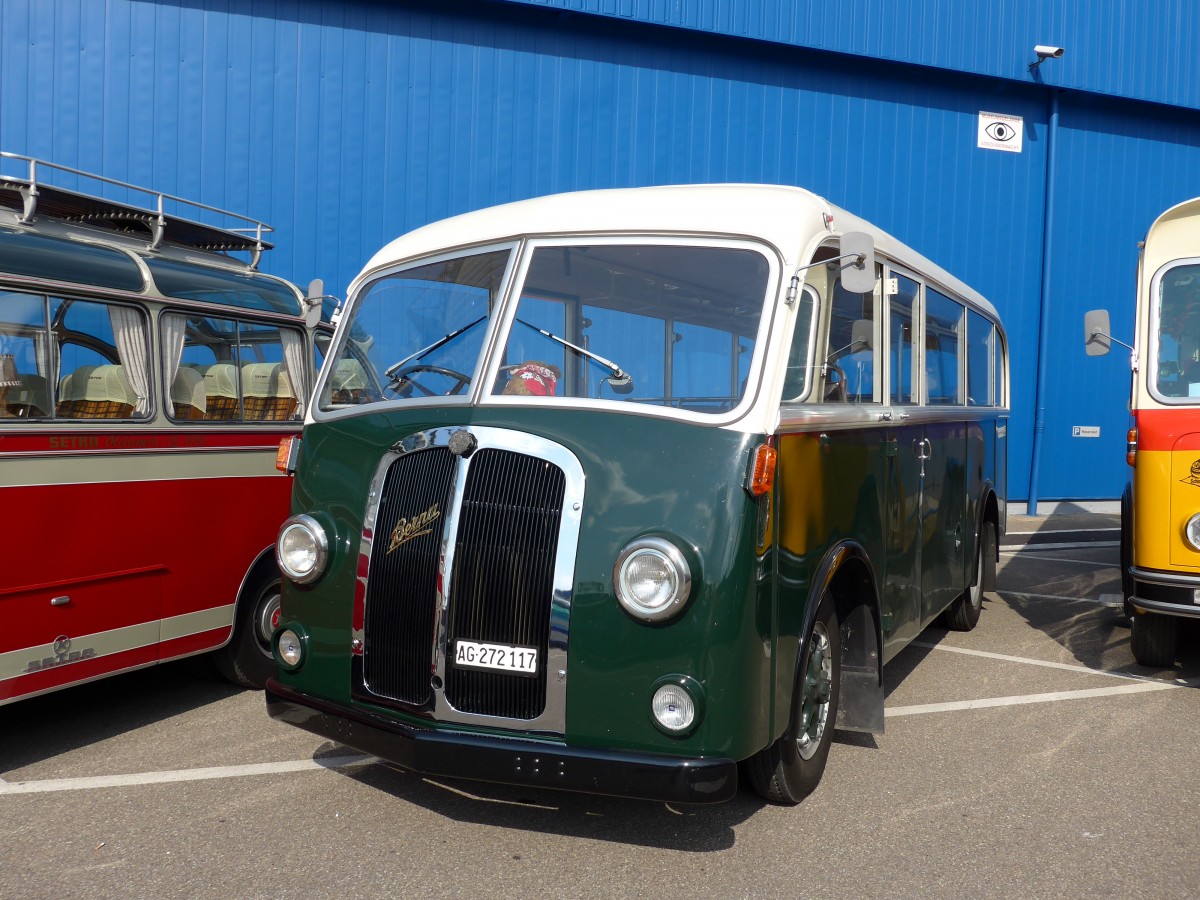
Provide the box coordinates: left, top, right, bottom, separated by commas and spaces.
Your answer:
804, 540, 886, 735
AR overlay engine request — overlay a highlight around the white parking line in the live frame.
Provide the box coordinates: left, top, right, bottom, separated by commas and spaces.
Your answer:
0, 754, 374, 796
887, 681, 1177, 717
1000, 590, 1116, 605
912, 641, 1198, 686
1000, 552, 1117, 566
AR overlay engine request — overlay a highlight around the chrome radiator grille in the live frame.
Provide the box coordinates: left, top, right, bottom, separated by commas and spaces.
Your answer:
358, 428, 578, 728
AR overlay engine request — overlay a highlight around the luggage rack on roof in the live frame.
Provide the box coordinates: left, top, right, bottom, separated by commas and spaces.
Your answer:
0, 151, 275, 269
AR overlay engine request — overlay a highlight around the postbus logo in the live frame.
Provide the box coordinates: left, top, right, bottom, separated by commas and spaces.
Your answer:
1182, 459, 1200, 488
387, 503, 441, 554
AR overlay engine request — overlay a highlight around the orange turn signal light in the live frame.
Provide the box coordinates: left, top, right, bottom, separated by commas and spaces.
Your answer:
1126, 427, 1137, 468
748, 443, 777, 496
277, 435, 302, 474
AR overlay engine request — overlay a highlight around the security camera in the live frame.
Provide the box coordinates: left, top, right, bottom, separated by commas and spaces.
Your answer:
1034, 45, 1065, 59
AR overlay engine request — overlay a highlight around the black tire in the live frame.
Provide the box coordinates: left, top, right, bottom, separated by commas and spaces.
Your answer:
1130, 612, 1179, 668
941, 524, 988, 631
213, 568, 282, 689
746, 591, 841, 805
1120, 487, 1135, 621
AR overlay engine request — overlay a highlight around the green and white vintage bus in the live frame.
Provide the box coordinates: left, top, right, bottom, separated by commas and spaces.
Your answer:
266, 184, 1008, 805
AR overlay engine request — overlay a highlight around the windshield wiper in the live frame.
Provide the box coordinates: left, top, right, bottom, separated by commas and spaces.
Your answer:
384, 315, 487, 379
514, 318, 633, 393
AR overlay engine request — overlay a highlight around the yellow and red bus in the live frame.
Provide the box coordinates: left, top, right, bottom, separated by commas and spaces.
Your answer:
0, 152, 330, 704
1087, 197, 1200, 667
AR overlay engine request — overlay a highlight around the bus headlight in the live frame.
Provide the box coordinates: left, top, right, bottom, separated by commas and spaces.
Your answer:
613, 537, 692, 622
276, 515, 329, 584
1184, 514, 1200, 551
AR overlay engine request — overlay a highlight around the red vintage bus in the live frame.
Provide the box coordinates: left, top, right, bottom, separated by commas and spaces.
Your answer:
0, 152, 330, 704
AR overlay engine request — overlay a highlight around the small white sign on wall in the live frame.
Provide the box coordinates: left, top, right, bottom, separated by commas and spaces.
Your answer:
978, 112, 1024, 153
1072, 426, 1101, 438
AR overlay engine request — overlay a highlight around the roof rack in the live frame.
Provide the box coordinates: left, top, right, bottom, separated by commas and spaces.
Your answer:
0, 151, 274, 269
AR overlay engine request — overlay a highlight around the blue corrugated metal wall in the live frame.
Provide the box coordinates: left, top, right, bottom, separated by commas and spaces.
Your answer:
497, 0, 1200, 111
3, 0, 1200, 500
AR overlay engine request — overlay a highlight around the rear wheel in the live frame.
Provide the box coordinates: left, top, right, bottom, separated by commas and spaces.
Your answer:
213, 568, 281, 689
941, 523, 989, 631
1130, 612, 1179, 668
746, 591, 841, 805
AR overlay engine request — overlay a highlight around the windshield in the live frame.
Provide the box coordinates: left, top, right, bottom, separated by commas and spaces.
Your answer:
320, 248, 511, 407
1153, 262, 1200, 401
492, 243, 770, 413
319, 241, 772, 416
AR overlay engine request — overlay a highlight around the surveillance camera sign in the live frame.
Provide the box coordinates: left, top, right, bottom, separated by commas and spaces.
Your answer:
978, 112, 1023, 153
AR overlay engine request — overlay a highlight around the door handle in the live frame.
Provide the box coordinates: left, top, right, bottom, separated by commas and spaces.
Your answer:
913, 437, 931, 459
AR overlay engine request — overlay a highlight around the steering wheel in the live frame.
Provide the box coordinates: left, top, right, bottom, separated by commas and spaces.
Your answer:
390, 364, 472, 397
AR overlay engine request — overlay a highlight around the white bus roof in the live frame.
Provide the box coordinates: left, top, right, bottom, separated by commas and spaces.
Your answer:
358, 183, 998, 320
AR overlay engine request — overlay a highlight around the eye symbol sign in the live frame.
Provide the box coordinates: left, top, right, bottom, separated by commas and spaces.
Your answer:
985, 122, 1016, 142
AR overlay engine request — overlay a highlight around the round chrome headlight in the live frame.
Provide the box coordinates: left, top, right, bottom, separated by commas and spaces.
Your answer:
1184, 513, 1200, 551
276, 515, 329, 584
613, 537, 692, 622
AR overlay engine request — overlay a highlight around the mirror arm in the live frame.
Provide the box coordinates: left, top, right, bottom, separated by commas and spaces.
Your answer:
786, 251, 867, 307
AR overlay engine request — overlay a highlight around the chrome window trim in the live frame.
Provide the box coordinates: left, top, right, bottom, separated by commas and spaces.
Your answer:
1146, 256, 1200, 406
357, 425, 584, 734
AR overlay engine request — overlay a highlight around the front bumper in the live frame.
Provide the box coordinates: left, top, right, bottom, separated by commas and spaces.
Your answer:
265, 679, 738, 804
1129, 566, 1200, 620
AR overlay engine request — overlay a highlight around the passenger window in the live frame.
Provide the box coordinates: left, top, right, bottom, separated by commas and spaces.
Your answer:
925, 289, 964, 405
163, 312, 306, 421
966, 309, 995, 406
0, 291, 51, 418
52, 297, 151, 419
821, 268, 879, 403
889, 274, 918, 405
781, 285, 817, 402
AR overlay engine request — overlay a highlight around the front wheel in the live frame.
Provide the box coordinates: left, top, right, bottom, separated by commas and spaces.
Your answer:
213, 568, 281, 689
1130, 612, 1179, 668
746, 591, 841, 805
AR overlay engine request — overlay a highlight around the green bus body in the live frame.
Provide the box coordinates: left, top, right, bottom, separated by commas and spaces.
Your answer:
266, 185, 1007, 805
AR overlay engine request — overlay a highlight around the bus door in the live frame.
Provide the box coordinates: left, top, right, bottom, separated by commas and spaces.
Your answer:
920, 287, 970, 625
882, 273, 923, 650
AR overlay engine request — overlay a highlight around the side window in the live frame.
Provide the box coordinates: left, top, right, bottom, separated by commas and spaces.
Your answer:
925, 289, 964, 405
53, 297, 151, 420
163, 313, 306, 421
0, 291, 52, 418
781, 285, 817, 402
821, 266, 879, 403
889, 273, 918, 405
966, 309, 996, 406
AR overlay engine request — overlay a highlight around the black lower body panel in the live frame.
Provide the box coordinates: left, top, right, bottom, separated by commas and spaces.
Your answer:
265, 679, 738, 804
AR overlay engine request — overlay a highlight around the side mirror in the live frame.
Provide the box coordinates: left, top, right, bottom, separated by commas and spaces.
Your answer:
1084, 309, 1112, 357
840, 232, 875, 295
304, 279, 325, 329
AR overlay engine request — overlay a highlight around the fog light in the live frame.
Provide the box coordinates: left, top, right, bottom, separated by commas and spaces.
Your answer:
276, 627, 306, 671
650, 675, 704, 736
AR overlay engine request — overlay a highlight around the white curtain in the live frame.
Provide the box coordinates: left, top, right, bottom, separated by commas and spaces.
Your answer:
108, 305, 151, 415
280, 328, 307, 418
160, 314, 189, 417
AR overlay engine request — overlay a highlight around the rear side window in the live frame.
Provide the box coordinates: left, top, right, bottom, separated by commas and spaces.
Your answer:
925, 288, 964, 405
162, 312, 307, 421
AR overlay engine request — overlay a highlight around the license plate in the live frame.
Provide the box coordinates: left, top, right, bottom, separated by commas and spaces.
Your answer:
453, 640, 538, 675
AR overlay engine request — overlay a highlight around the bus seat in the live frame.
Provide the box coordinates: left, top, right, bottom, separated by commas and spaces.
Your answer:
242, 362, 297, 420
328, 358, 368, 405
56, 365, 136, 418
201, 363, 240, 419
170, 366, 206, 420
5, 374, 50, 417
